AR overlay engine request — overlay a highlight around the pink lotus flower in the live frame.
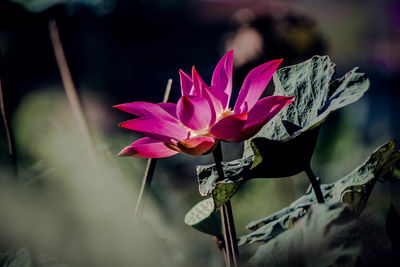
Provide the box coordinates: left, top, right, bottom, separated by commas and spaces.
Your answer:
115, 51, 294, 158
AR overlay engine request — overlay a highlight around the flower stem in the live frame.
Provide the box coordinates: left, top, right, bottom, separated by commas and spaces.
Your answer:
48, 19, 96, 163
305, 165, 325, 203
212, 143, 239, 267
132, 79, 172, 224
0, 50, 18, 178
133, 158, 157, 223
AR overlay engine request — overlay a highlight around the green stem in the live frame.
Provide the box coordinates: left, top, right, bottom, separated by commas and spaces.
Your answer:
213, 143, 239, 267
305, 165, 325, 203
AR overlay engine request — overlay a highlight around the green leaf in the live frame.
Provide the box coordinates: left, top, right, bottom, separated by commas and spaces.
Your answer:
184, 198, 222, 237
239, 140, 399, 245
197, 56, 370, 209
247, 203, 361, 267
196, 157, 253, 209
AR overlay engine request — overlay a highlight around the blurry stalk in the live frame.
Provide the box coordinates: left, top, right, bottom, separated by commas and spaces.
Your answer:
305, 165, 325, 203
48, 19, 96, 163
0, 51, 18, 177
213, 143, 239, 267
132, 79, 172, 224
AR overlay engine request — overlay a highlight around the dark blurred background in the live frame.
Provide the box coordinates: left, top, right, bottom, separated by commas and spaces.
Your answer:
0, 0, 399, 266
0, 0, 399, 147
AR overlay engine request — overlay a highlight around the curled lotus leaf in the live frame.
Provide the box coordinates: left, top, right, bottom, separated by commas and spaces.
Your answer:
184, 198, 222, 238
247, 203, 361, 267
196, 156, 253, 210
239, 140, 399, 245
197, 56, 370, 209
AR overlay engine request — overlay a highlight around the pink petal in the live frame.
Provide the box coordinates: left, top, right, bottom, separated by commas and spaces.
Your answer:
223, 96, 295, 142
179, 69, 193, 96
245, 96, 295, 128
157, 103, 177, 119
114, 101, 176, 122
227, 96, 294, 142
234, 59, 283, 114
227, 124, 264, 142
119, 117, 189, 143
202, 87, 223, 125
211, 50, 233, 109
189, 66, 223, 124
209, 113, 248, 141
118, 137, 178, 158
177, 136, 216, 156
177, 95, 213, 131
192, 66, 208, 96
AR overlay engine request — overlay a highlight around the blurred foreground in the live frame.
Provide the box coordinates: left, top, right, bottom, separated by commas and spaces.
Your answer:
0, 0, 399, 266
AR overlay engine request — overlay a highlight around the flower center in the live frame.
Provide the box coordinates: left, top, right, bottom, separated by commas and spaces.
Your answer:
189, 127, 211, 138
221, 108, 233, 118
187, 108, 233, 139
